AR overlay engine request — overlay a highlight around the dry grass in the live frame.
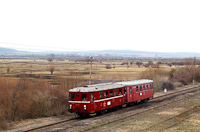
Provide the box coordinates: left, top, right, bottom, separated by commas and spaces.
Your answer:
0, 59, 149, 81
0, 58, 197, 130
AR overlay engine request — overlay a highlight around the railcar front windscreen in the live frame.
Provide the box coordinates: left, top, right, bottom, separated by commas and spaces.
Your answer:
70, 94, 75, 101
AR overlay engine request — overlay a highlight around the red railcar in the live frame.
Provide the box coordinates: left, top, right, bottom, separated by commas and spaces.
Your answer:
68, 79, 153, 116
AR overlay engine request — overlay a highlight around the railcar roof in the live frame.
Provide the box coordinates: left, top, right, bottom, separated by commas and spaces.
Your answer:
116, 79, 153, 86
69, 79, 153, 92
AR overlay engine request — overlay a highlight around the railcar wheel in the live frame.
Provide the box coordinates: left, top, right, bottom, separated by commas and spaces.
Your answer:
78, 113, 87, 118
142, 99, 149, 103
129, 102, 135, 106
100, 110, 107, 115
122, 104, 127, 107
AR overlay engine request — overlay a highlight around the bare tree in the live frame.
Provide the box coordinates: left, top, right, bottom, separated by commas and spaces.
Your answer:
49, 63, 55, 74
121, 62, 129, 65
167, 63, 173, 67
47, 57, 53, 63
148, 61, 154, 67
105, 64, 112, 69
7, 66, 10, 74
184, 58, 193, 65
85, 57, 90, 64
136, 62, 143, 68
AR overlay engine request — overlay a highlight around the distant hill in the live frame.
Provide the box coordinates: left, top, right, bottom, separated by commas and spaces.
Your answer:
1, 47, 200, 58
0, 47, 17, 52
69, 49, 200, 58
0, 47, 28, 55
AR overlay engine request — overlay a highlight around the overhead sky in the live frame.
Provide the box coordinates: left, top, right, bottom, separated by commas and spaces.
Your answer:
0, 0, 200, 52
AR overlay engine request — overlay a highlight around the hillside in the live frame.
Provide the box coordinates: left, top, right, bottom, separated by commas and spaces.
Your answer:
0, 47, 29, 56
1, 47, 200, 58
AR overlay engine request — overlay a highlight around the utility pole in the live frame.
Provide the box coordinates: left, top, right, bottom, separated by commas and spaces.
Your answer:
186, 57, 196, 85
89, 56, 93, 85
193, 57, 196, 85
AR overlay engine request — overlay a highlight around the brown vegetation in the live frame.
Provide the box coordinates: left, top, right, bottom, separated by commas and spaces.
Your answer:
7, 66, 10, 74
105, 64, 112, 69
47, 57, 54, 63
1, 57, 200, 130
139, 68, 166, 92
169, 66, 200, 85
121, 62, 129, 65
136, 62, 143, 68
0, 76, 85, 130
49, 63, 55, 75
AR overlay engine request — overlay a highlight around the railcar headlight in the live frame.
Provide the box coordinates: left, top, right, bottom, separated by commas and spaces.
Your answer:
84, 105, 86, 110
70, 104, 72, 109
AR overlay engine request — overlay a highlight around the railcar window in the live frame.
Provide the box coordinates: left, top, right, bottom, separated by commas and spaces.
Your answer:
99, 92, 103, 99
140, 86, 142, 91
136, 86, 139, 92
146, 85, 149, 90
150, 84, 152, 89
110, 91, 113, 97
143, 85, 145, 91
130, 88, 132, 93
114, 90, 117, 96
82, 94, 87, 101
91, 94, 93, 102
105, 92, 108, 98
70, 94, 75, 101
119, 89, 122, 95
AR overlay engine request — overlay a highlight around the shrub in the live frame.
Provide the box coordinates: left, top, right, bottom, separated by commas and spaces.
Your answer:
0, 76, 72, 130
195, 67, 200, 82
162, 81, 175, 91
121, 62, 128, 65
0, 118, 9, 130
47, 57, 53, 62
7, 66, 10, 74
105, 64, 112, 69
139, 68, 166, 92
49, 63, 55, 74
173, 82, 183, 87
168, 67, 192, 85
136, 62, 143, 68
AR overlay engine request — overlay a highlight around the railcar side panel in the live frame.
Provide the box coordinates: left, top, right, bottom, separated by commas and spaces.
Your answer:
69, 88, 126, 114
93, 88, 125, 112
126, 82, 153, 103
68, 79, 154, 115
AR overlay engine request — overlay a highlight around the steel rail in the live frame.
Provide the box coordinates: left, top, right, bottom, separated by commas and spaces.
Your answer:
165, 107, 200, 130
154, 85, 199, 99
143, 104, 200, 131
82, 85, 200, 132
22, 85, 200, 132
23, 118, 78, 132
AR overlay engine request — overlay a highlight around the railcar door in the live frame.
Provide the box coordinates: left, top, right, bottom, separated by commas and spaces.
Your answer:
90, 93, 95, 111
129, 87, 133, 102
143, 85, 146, 99
124, 87, 127, 102
81, 93, 87, 112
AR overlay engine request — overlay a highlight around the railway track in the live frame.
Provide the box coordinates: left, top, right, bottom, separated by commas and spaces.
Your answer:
21, 85, 200, 132
83, 85, 200, 132
23, 118, 80, 132
143, 105, 200, 131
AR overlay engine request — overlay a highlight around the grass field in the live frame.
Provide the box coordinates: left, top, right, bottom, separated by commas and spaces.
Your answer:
0, 57, 197, 130
0, 58, 174, 85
